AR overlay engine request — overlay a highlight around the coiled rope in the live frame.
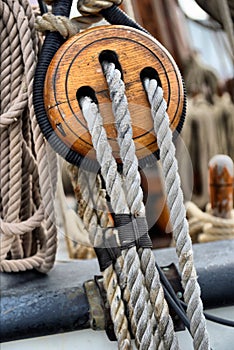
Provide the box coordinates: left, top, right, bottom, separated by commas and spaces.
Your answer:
0, 0, 57, 273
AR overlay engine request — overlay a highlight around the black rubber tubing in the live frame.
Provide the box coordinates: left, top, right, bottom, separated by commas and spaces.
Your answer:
32, 3, 155, 171
101, 5, 149, 34
33, 0, 100, 171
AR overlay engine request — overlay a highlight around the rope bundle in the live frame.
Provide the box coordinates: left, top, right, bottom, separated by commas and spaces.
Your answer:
0, 1, 211, 349
186, 202, 234, 243
0, 0, 57, 273
79, 90, 176, 349
72, 59, 210, 349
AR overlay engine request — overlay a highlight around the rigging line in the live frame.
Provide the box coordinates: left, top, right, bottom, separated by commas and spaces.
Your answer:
180, 300, 234, 328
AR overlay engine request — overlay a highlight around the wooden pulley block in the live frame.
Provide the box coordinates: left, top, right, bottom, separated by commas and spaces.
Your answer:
45, 25, 186, 168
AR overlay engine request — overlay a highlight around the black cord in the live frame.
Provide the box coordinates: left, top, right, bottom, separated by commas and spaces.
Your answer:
38, 0, 48, 15
33, 0, 100, 172
180, 300, 234, 328
156, 263, 234, 329
163, 286, 191, 331
155, 263, 192, 332
101, 5, 149, 34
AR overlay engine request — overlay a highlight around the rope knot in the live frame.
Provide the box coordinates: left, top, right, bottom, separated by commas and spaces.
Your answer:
35, 13, 81, 38
94, 228, 121, 271
77, 0, 122, 16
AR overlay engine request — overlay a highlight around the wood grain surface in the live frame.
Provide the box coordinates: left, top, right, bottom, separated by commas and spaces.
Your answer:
44, 25, 185, 162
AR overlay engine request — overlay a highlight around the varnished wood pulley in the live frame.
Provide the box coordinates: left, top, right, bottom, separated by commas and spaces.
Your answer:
44, 25, 186, 167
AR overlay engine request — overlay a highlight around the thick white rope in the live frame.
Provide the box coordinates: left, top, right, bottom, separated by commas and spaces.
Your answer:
35, 12, 101, 38
80, 97, 156, 349
102, 61, 179, 350
144, 78, 210, 350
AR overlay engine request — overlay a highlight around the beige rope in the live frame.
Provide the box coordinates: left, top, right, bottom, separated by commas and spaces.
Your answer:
36, 0, 123, 38
77, 0, 122, 16
66, 164, 132, 349
35, 13, 82, 38
0, 0, 57, 273
186, 201, 234, 243
35, 12, 103, 38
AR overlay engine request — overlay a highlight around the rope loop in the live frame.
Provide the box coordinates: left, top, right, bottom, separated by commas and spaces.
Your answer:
35, 13, 81, 38
77, 0, 122, 16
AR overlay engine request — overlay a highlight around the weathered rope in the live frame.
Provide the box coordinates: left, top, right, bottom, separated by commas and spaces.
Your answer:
80, 97, 156, 349
66, 164, 132, 350
186, 201, 234, 243
35, 12, 102, 38
35, 13, 81, 38
102, 61, 179, 349
77, 0, 122, 16
144, 78, 210, 350
0, 0, 57, 273
35, 0, 123, 38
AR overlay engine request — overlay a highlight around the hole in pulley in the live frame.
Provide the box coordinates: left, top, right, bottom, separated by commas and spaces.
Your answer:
76, 86, 99, 109
99, 50, 124, 80
140, 67, 162, 87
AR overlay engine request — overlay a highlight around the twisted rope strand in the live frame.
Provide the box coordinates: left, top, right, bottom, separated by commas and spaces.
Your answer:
80, 96, 154, 349
144, 78, 210, 350
103, 61, 179, 350
67, 165, 132, 350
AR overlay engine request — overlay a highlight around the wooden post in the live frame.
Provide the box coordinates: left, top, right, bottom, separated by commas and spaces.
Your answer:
208, 154, 234, 218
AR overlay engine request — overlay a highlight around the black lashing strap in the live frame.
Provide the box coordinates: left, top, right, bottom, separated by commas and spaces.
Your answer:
95, 215, 152, 271
114, 214, 152, 250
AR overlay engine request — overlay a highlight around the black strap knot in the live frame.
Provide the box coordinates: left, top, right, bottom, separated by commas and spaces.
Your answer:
94, 228, 121, 272
114, 214, 152, 250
